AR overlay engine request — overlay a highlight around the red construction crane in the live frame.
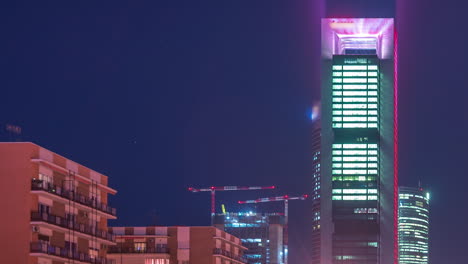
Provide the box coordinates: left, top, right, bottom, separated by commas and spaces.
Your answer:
188, 185, 276, 225
238, 194, 308, 264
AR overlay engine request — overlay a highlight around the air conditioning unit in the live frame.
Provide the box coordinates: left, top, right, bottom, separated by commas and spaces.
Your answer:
32, 226, 40, 232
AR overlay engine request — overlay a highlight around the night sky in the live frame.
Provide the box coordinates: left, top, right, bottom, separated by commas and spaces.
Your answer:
1, 1, 467, 263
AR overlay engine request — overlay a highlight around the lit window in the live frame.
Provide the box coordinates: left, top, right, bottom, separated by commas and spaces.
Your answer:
368, 104, 378, 109
368, 65, 378, 70
342, 169, 367, 174
343, 144, 367, 149
333, 91, 342, 96
343, 195, 367, 200
368, 84, 378, 89
368, 123, 378, 128
368, 157, 378, 161
368, 195, 378, 200
343, 189, 367, 194
343, 116, 367, 122
368, 110, 378, 115
332, 196, 342, 200
368, 78, 378, 83
343, 157, 367, 162
343, 84, 367, 89
343, 72, 367, 77
332, 117, 342, 121
332, 189, 342, 194
333, 84, 342, 89
368, 117, 378, 121
368, 72, 378, 76
332, 144, 342, 148
135, 242, 147, 253
333, 78, 343, 83
368, 144, 378, 148
343, 78, 367, 83
343, 104, 367, 109
342, 150, 367, 155
333, 65, 343, 70
368, 91, 378, 96
368, 150, 378, 155
368, 97, 378, 102
368, 189, 378, 194
333, 104, 342, 109
343, 65, 367, 70
332, 150, 342, 155
332, 110, 342, 115
343, 123, 367, 128
333, 72, 343, 76
343, 98, 367, 103
343, 110, 367, 115
332, 157, 342, 161
332, 123, 342, 128
343, 163, 367, 168
333, 98, 342, 102
343, 91, 367, 96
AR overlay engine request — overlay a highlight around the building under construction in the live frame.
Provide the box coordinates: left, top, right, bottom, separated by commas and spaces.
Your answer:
214, 212, 285, 264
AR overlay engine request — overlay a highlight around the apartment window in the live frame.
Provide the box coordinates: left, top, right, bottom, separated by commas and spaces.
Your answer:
135, 242, 147, 252
145, 259, 170, 264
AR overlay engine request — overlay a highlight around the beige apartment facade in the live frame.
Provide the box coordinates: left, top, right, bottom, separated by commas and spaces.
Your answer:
107, 226, 247, 264
0, 142, 117, 264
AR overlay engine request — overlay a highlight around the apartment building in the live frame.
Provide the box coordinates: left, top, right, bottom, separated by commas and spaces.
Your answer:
107, 226, 247, 264
0, 142, 117, 264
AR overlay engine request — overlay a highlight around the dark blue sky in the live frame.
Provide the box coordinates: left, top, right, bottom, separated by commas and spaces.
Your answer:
1, 1, 467, 263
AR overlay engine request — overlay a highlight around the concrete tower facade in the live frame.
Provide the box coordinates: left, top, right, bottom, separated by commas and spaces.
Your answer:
319, 1, 397, 264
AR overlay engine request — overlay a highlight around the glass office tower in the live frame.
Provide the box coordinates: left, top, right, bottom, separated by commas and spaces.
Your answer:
320, 18, 397, 264
398, 187, 430, 264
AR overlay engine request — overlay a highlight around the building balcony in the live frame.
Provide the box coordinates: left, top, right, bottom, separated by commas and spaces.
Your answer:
213, 248, 247, 263
107, 246, 170, 254
31, 211, 115, 243
31, 179, 117, 217
30, 241, 115, 264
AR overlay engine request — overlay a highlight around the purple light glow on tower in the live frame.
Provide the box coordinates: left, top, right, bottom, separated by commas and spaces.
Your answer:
322, 18, 394, 59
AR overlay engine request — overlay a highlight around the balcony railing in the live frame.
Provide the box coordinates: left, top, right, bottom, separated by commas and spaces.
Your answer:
30, 241, 115, 264
31, 179, 117, 216
213, 248, 247, 263
31, 212, 115, 242
107, 246, 170, 254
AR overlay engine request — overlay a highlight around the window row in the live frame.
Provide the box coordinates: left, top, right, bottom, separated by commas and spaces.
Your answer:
334, 91, 378, 96
332, 117, 378, 122
332, 110, 378, 116
332, 169, 378, 175
332, 195, 378, 201
333, 123, 378, 128
333, 78, 378, 83
332, 163, 378, 168
332, 189, 378, 194
333, 71, 378, 77
333, 104, 378, 109
333, 144, 378, 149
333, 65, 378, 70
333, 84, 378, 90
332, 97, 378, 103
332, 150, 378, 155
332, 176, 377, 181
333, 156, 378, 162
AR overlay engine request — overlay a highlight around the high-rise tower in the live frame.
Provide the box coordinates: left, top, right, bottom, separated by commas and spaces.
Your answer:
319, 1, 397, 264
398, 187, 430, 264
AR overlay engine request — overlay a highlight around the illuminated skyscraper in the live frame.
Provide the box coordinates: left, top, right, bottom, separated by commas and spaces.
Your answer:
214, 212, 285, 264
319, 2, 397, 264
398, 187, 430, 264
